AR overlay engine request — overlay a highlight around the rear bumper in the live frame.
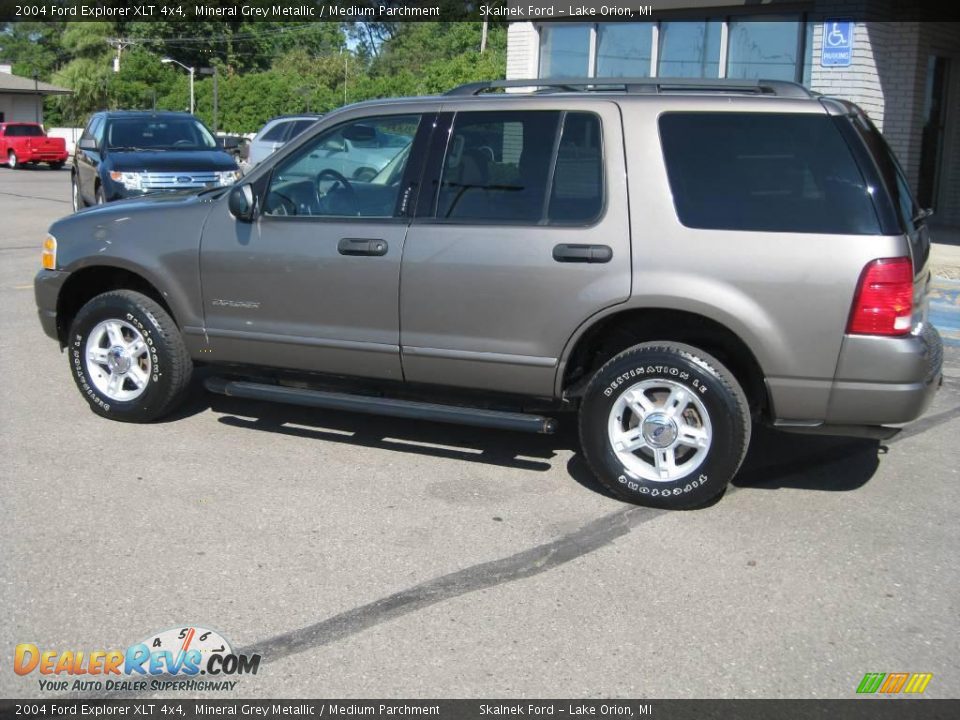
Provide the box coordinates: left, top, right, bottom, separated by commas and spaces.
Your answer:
825, 323, 943, 425
19, 148, 68, 163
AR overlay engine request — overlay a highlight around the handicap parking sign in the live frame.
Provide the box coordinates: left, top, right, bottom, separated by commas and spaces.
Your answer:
821, 21, 853, 67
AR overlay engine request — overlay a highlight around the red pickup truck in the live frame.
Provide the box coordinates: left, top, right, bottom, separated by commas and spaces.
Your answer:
0, 123, 68, 169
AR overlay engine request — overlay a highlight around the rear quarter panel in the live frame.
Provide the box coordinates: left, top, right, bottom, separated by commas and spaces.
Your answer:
613, 97, 909, 420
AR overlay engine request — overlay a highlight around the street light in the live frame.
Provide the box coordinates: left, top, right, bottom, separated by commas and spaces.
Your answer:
161, 57, 195, 115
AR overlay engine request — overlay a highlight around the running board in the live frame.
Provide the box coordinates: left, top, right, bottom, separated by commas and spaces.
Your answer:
204, 378, 558, 434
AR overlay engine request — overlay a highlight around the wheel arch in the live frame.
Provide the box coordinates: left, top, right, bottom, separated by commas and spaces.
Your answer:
559, 307, 770, 419
56, 265, 179, 347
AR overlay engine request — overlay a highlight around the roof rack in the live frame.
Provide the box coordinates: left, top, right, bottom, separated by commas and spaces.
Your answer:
445, 77, 815, 99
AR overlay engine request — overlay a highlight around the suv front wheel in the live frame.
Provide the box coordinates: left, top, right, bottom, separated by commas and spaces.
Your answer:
68, 290, 193, 422
579, 342, 751, 509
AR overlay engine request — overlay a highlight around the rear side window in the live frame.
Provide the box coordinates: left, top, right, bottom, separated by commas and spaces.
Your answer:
435, 110, 603, 225
659, 112, 881, 234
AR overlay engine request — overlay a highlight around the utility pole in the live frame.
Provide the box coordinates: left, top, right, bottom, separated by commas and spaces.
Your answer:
106, 38, 133, 73
33, 72, 39, 123
212, 66, 219, 133
481, 19, 489, 53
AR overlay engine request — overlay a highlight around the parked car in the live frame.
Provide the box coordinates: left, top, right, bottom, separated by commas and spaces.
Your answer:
35, 78, 943, 509
0, 122, 68, 169
71, 111, 241, 210
247, 114, 322, 166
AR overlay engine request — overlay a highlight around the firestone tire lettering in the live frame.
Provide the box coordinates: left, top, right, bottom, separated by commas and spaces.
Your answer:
579, 341, 751, 510
67, 290, 192, 423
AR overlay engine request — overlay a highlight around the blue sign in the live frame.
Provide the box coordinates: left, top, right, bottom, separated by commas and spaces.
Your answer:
821, 21, 854, 67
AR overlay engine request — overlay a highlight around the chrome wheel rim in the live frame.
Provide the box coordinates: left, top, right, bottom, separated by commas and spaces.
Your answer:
607, 379, 712, 482
72, 178, 79, 211
84, 319, 152, 402
7, 151, 15, 168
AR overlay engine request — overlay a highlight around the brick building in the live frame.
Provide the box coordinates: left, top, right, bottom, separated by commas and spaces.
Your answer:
505, 3, 960, 225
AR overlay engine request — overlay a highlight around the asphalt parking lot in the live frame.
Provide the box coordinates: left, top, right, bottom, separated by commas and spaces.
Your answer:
2, 167, 959, 700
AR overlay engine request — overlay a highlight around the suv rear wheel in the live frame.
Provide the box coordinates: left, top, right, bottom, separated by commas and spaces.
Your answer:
68, 290, 192, 422
7, 150, 18, 169
579, 342, 750, 509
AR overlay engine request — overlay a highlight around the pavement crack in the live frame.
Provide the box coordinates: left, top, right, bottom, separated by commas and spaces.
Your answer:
239, 505, 659, 664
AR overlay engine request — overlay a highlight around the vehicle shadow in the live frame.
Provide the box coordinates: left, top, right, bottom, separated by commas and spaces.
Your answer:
733, 425, 880, 492
177, 375, 882, 500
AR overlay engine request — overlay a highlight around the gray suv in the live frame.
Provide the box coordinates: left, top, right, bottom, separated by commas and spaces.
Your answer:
34, 78, 943, 509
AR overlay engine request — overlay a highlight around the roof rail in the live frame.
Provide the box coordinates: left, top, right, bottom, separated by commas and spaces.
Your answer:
445, 77, 815, 99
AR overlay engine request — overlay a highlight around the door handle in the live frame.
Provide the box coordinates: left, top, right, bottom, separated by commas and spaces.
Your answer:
338, 238, 388, 256
552, 244, 613, 263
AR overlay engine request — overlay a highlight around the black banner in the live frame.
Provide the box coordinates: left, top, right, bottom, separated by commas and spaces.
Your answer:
1, 700, 959, 720
1, 0, 958, 23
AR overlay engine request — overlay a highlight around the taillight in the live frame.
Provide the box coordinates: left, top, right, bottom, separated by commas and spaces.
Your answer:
847, 257, 914, 336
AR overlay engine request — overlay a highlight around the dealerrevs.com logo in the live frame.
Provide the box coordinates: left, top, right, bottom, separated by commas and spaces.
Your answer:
14, 626, 261, 693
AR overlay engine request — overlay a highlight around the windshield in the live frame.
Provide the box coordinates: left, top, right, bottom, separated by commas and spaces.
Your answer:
106, 117, 217, 151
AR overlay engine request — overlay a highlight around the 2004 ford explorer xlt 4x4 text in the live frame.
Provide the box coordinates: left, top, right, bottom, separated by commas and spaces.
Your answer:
33, 78, 944, 510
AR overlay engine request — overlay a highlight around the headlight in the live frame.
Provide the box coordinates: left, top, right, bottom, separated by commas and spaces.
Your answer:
216, 170, 242, 187
41, 234, 57, 270
109, 171, 142, 190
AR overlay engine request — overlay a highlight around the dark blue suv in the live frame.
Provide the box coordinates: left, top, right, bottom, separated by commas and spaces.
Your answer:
72, 111, 241, 209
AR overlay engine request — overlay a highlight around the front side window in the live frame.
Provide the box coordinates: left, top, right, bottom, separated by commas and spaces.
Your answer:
659, 112, 881, 234
106, 118, 216, 151
264, 114, 419, 218
435, 110, 603, 225
596, 23, 654, 77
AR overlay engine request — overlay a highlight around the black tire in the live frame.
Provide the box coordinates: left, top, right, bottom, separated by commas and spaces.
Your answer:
68, 290, 193, 422
7, 150, 18, 169
50, 161, 65, 170
71, 174, 84, 211
579, 341, 751, 509
95, 184, 106, 205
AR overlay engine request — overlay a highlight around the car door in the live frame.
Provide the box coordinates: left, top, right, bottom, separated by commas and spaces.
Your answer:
400, 100, 631, 398
198, 109, 432, 381
75, 116, 104, 205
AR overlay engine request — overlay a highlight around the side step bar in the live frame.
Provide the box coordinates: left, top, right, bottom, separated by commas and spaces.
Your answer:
204, 378, 558, 434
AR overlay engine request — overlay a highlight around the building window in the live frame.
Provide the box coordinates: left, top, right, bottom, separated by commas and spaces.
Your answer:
726, 18, 802, 81
539, 24, 591, 78
596, 23, 654, 77
538, 18, 809, 85
658, 21, 721, 78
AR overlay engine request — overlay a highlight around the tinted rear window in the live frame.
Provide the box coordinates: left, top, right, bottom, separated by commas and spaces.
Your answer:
260, 121, 291, 142
4, 125, 44, 137
659, 112, 881, 234
288, 119, 316, 138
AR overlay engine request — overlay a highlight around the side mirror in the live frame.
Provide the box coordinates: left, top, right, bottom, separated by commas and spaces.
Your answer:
78, 138, 97, 151
228, 184, 258, 222
218, 136, 240, 150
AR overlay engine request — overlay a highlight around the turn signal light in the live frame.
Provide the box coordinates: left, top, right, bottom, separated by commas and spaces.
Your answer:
41, 235, 57, 270
847, 257, 914, 336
